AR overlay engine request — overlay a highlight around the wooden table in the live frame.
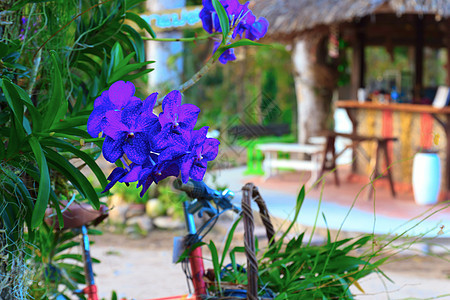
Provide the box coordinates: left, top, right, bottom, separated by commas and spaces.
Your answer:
318, 131, 397, 199
336, 100, 450, 192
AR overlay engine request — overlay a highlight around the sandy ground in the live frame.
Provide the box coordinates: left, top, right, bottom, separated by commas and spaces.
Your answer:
82, 225, 450, 300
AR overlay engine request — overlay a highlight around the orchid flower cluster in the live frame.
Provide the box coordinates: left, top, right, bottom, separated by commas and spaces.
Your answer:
87, 81, 220, 196
200, 0, 269, 64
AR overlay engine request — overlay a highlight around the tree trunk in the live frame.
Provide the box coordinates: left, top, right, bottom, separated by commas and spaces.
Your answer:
292, 34, 338, 144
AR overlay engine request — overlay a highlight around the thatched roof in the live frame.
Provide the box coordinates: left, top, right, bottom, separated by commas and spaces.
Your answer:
251, 0, 450, 36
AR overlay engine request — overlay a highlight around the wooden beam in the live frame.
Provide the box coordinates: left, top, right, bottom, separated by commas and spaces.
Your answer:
414, 16, 424, 103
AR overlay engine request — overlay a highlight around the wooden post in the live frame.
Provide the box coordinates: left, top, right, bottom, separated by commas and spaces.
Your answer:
446, 20, 450, 86
414, 16, 424, 103
351, 30, 365, 99
350, 27, 365, 172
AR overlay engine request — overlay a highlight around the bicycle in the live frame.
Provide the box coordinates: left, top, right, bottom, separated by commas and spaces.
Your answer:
46, 179, 275, 300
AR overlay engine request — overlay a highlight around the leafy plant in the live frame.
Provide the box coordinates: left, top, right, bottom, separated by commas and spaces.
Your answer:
155, 181, 187, 219
205, 188, 389, 299
0, 1, 156, 298
26, 224, 102, 300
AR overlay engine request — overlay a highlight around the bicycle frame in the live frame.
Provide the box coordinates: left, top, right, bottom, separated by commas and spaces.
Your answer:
76, 225, 99, 300
75, 180, 236, 300
183, 201, 207, 297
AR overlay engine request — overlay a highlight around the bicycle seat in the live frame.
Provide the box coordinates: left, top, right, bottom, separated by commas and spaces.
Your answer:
45, 201, 109, 230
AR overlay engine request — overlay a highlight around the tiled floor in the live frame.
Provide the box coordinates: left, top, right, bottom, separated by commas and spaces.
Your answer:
210, 165, 450, 237
247, 164, 450, 222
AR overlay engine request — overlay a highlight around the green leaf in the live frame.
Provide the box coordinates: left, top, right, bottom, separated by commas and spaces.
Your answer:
278, 185, 305, 243
114, 52, 136, 71
221, 39, 267, 50
55, 241, 81, 255
54, 253, 100, 264
0, 140, 5, 159
176, 241, 206, 263
122, 24, 145, 62
49, 190, 64, 230
110, 42, 124, 76
208, 240, 222, 293
2, 78, 24, 131
43, 51, 67, 130
48, 115, 89, 131
29, 136, 51, 229
43, 147, 100, 209
108, 61, 154, 84
15, 83, 43, 132
213, 39, 267, 61
220, 215, 242, 267
212, 0, 230, 44
111, 291, 118, 300
120, 68, 154, 82
126, 11, 156, 38
41, 138, 108, 190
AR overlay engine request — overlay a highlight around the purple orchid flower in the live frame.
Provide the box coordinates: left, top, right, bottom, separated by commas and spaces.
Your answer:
87, 81, 141, 138
179, 127, 220, 183
199, 0, 269, 64
93, 84, 221, 196
101, 93, 159, 164
137, 162, 180, 197
245, 17, 269, 41
219, 48, 236, 64
153, 90, 200, 151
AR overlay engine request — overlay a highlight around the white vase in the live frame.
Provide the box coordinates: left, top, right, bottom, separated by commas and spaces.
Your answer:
412, 152, 441, 205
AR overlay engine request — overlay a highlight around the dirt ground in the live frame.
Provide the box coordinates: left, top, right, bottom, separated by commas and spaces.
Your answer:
85, 223, 450, 300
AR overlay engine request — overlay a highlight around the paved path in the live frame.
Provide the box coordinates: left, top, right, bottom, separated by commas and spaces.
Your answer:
206, 167, 450, 239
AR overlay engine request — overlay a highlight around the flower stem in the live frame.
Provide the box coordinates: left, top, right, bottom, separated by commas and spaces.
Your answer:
154, 30, 234, 107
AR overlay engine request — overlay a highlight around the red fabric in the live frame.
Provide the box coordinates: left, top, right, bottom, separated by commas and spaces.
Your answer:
382, 110, 394, 169
420, 113, 433, 150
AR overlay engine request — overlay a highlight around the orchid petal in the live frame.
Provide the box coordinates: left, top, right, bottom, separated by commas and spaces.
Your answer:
121, 100, 143, 128
178, 104, 200, 131
202, 138, 220, 160
120, 164, 142, 183
180, 156, 195, 183
138, 169, 154, 197
159, 146, 187, 162
191, 127, 208, 147
162, 90, 182, 113
142, 92, 158, 112
108, 81, 136, 107
103, 111, 128, 139
219, 48, 236, 64
102, 135, 126, 163
93, 91, 112, 108
123, 132, 150, 164
87, 106, 108, 138
189, 162, 207, 182
102, 167, 127, 193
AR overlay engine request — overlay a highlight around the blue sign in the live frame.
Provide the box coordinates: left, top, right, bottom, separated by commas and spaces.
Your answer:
141, 7, 202, 30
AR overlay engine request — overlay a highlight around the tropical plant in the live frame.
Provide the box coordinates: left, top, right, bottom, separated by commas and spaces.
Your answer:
202, 187, 389, 299
0, 1, 156, 298
1, 0, 270, 298
26, 224, 102, 300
